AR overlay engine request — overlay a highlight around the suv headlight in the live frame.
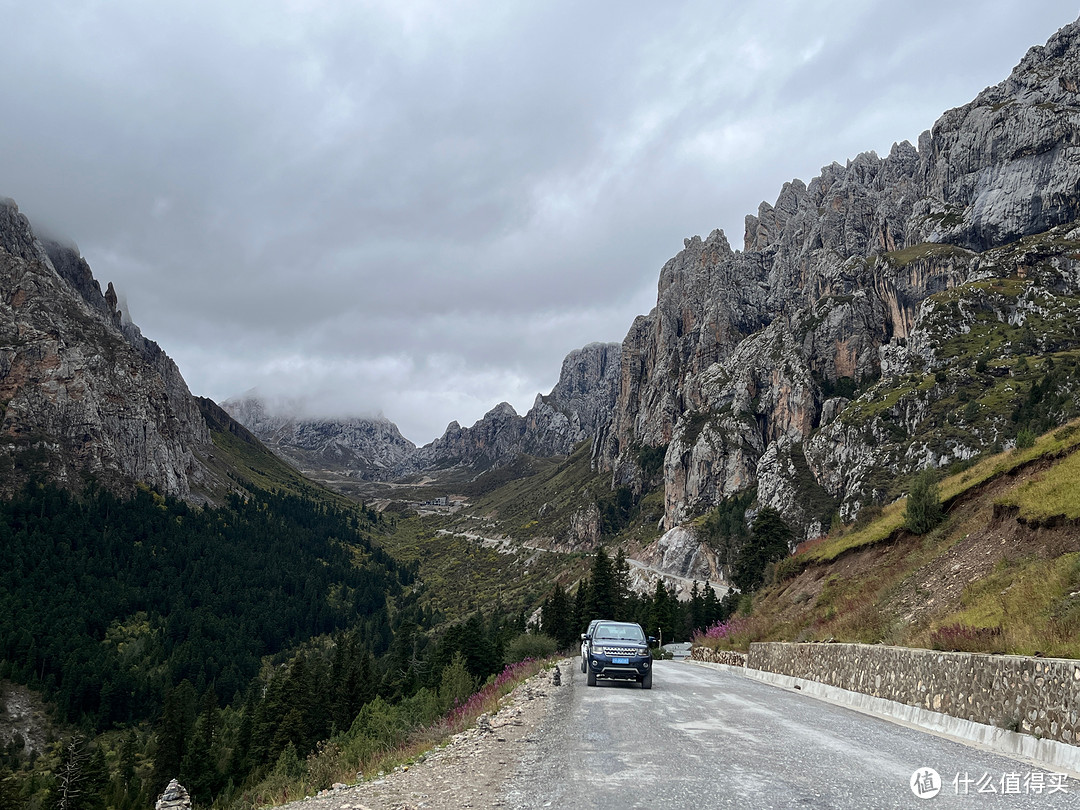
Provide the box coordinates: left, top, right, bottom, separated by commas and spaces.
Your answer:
592, 646, 605, 655
638, 648, 649, 657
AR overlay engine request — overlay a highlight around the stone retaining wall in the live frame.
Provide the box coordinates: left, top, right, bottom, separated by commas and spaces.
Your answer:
747, 642, 1080, 747
691, 646, 747, 667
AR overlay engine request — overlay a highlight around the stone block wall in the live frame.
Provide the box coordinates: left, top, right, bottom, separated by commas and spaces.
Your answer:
691, 646, 748, 667
747, 642, 1080, 746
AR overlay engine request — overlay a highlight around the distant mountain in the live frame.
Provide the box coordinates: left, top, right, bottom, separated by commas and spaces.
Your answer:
225, 341, 622, 478
416, 341, 622, 470
220, 394, 418, 481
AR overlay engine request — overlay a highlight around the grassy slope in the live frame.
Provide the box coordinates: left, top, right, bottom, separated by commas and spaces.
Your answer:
372, 514, 573, 621
462, 441, 665, 548
366, 442, 670, 623
709, 419, 1080, 658
195, 396, 369, 511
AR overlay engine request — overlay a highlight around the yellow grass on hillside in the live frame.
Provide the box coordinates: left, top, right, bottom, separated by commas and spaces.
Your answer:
995, 447, 1080, 522
799, 418, 1080, 564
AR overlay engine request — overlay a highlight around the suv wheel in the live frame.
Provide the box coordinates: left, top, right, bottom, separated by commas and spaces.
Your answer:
641, 670, 652, 690
586, 668, 597, 687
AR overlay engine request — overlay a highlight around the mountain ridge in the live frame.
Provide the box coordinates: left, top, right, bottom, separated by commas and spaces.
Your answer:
225, 340, 622, 479
224, 16, 1080, 555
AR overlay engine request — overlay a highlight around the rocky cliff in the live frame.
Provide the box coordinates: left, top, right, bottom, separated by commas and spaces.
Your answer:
416, 341, 621, 470
0, 198, 216, 499
600, 17, 1080, 540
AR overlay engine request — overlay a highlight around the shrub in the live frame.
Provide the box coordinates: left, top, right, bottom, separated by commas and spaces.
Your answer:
504, 632, 558, 663
692, 616, 759, 651
438, 652, 477, 713
1015, 428, 1036, 449
929, 624, 1003, 653
904, 468, 943, 535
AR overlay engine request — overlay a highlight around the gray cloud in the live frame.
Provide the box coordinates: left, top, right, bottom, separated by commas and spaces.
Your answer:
2, 0, 1077, 441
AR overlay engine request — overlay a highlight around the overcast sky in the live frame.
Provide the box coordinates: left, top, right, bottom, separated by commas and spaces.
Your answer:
2, 1, 1077, 443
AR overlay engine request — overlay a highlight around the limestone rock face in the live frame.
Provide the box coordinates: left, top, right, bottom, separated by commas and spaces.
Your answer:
415, 401, 528, 470
525, 342, 621, 457
221, 395, 418, 480
417, 343, 622, 470
913, 23, 1080, 251
0, 198, 213, 499
637, 525, 725, 585
599, 17, 1080, 535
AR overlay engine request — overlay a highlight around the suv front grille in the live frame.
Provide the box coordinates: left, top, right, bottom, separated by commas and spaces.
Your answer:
605, 646, 640, 656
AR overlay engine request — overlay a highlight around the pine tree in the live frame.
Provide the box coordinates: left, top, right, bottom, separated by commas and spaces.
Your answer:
152, 680, 197, 794
647, 580, 676, 644
180, 688, 223, 803
731, 507, 793, 592
613, 548, 632, 620
541, 584, 574, 651
572, 578, 590, 635
587, 548, 617, 620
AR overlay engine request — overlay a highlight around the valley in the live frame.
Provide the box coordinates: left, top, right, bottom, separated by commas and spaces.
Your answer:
1, 11, 1080, 810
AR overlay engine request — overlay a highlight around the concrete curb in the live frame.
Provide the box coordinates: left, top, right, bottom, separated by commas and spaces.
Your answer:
686, 659, 1080, 777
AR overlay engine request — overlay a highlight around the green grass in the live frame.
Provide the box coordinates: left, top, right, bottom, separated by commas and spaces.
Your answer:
996, 441, 1080, 521
880, 242, 973, 268
918, 553, 1080, 658
376, 515, 571, 621
798, 417, 1080, 564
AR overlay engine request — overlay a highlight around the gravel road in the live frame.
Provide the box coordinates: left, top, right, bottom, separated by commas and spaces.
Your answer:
286, 658, 1077, 809
507, 660, 1077, 809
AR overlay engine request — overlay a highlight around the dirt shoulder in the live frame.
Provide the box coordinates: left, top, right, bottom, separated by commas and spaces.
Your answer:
282, 659, 573, 810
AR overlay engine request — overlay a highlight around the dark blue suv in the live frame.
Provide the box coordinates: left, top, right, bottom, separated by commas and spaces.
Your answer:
583, 621, 654, 689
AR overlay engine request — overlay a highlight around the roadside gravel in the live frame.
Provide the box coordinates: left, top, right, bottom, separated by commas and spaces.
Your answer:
281, 659, 574, 810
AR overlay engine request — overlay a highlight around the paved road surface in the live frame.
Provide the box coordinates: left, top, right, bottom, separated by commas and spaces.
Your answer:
506, 660, 1076, 809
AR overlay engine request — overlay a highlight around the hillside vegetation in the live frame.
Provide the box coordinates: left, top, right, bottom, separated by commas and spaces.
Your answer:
698, 418, 1080, 659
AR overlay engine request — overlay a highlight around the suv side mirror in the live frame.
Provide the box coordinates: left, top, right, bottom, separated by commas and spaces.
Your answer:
581, 633, 588, 641
648, 636, 658, 646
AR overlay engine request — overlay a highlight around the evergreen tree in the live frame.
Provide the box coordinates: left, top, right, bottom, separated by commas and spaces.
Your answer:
541, 584, 575, 651
180, 688, 223, 803
587, 548, 617, 620
702, 582, 722, 628
152, 681, 197, 793
612, 548, 632, 621
458, 613, 498, 681
647, 580, 676, 644
904, 467, 944, 535
572, 578, 590, 635
0, 761, 22, 810
731, 507, 793, 592
437, 652, 476, 712
688, 581, 704, 636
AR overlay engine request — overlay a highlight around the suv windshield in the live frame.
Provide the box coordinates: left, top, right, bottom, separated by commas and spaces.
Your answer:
593, 622, 646, 643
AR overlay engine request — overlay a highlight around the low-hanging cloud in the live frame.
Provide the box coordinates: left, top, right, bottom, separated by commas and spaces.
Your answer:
2, 0, 1077, 443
